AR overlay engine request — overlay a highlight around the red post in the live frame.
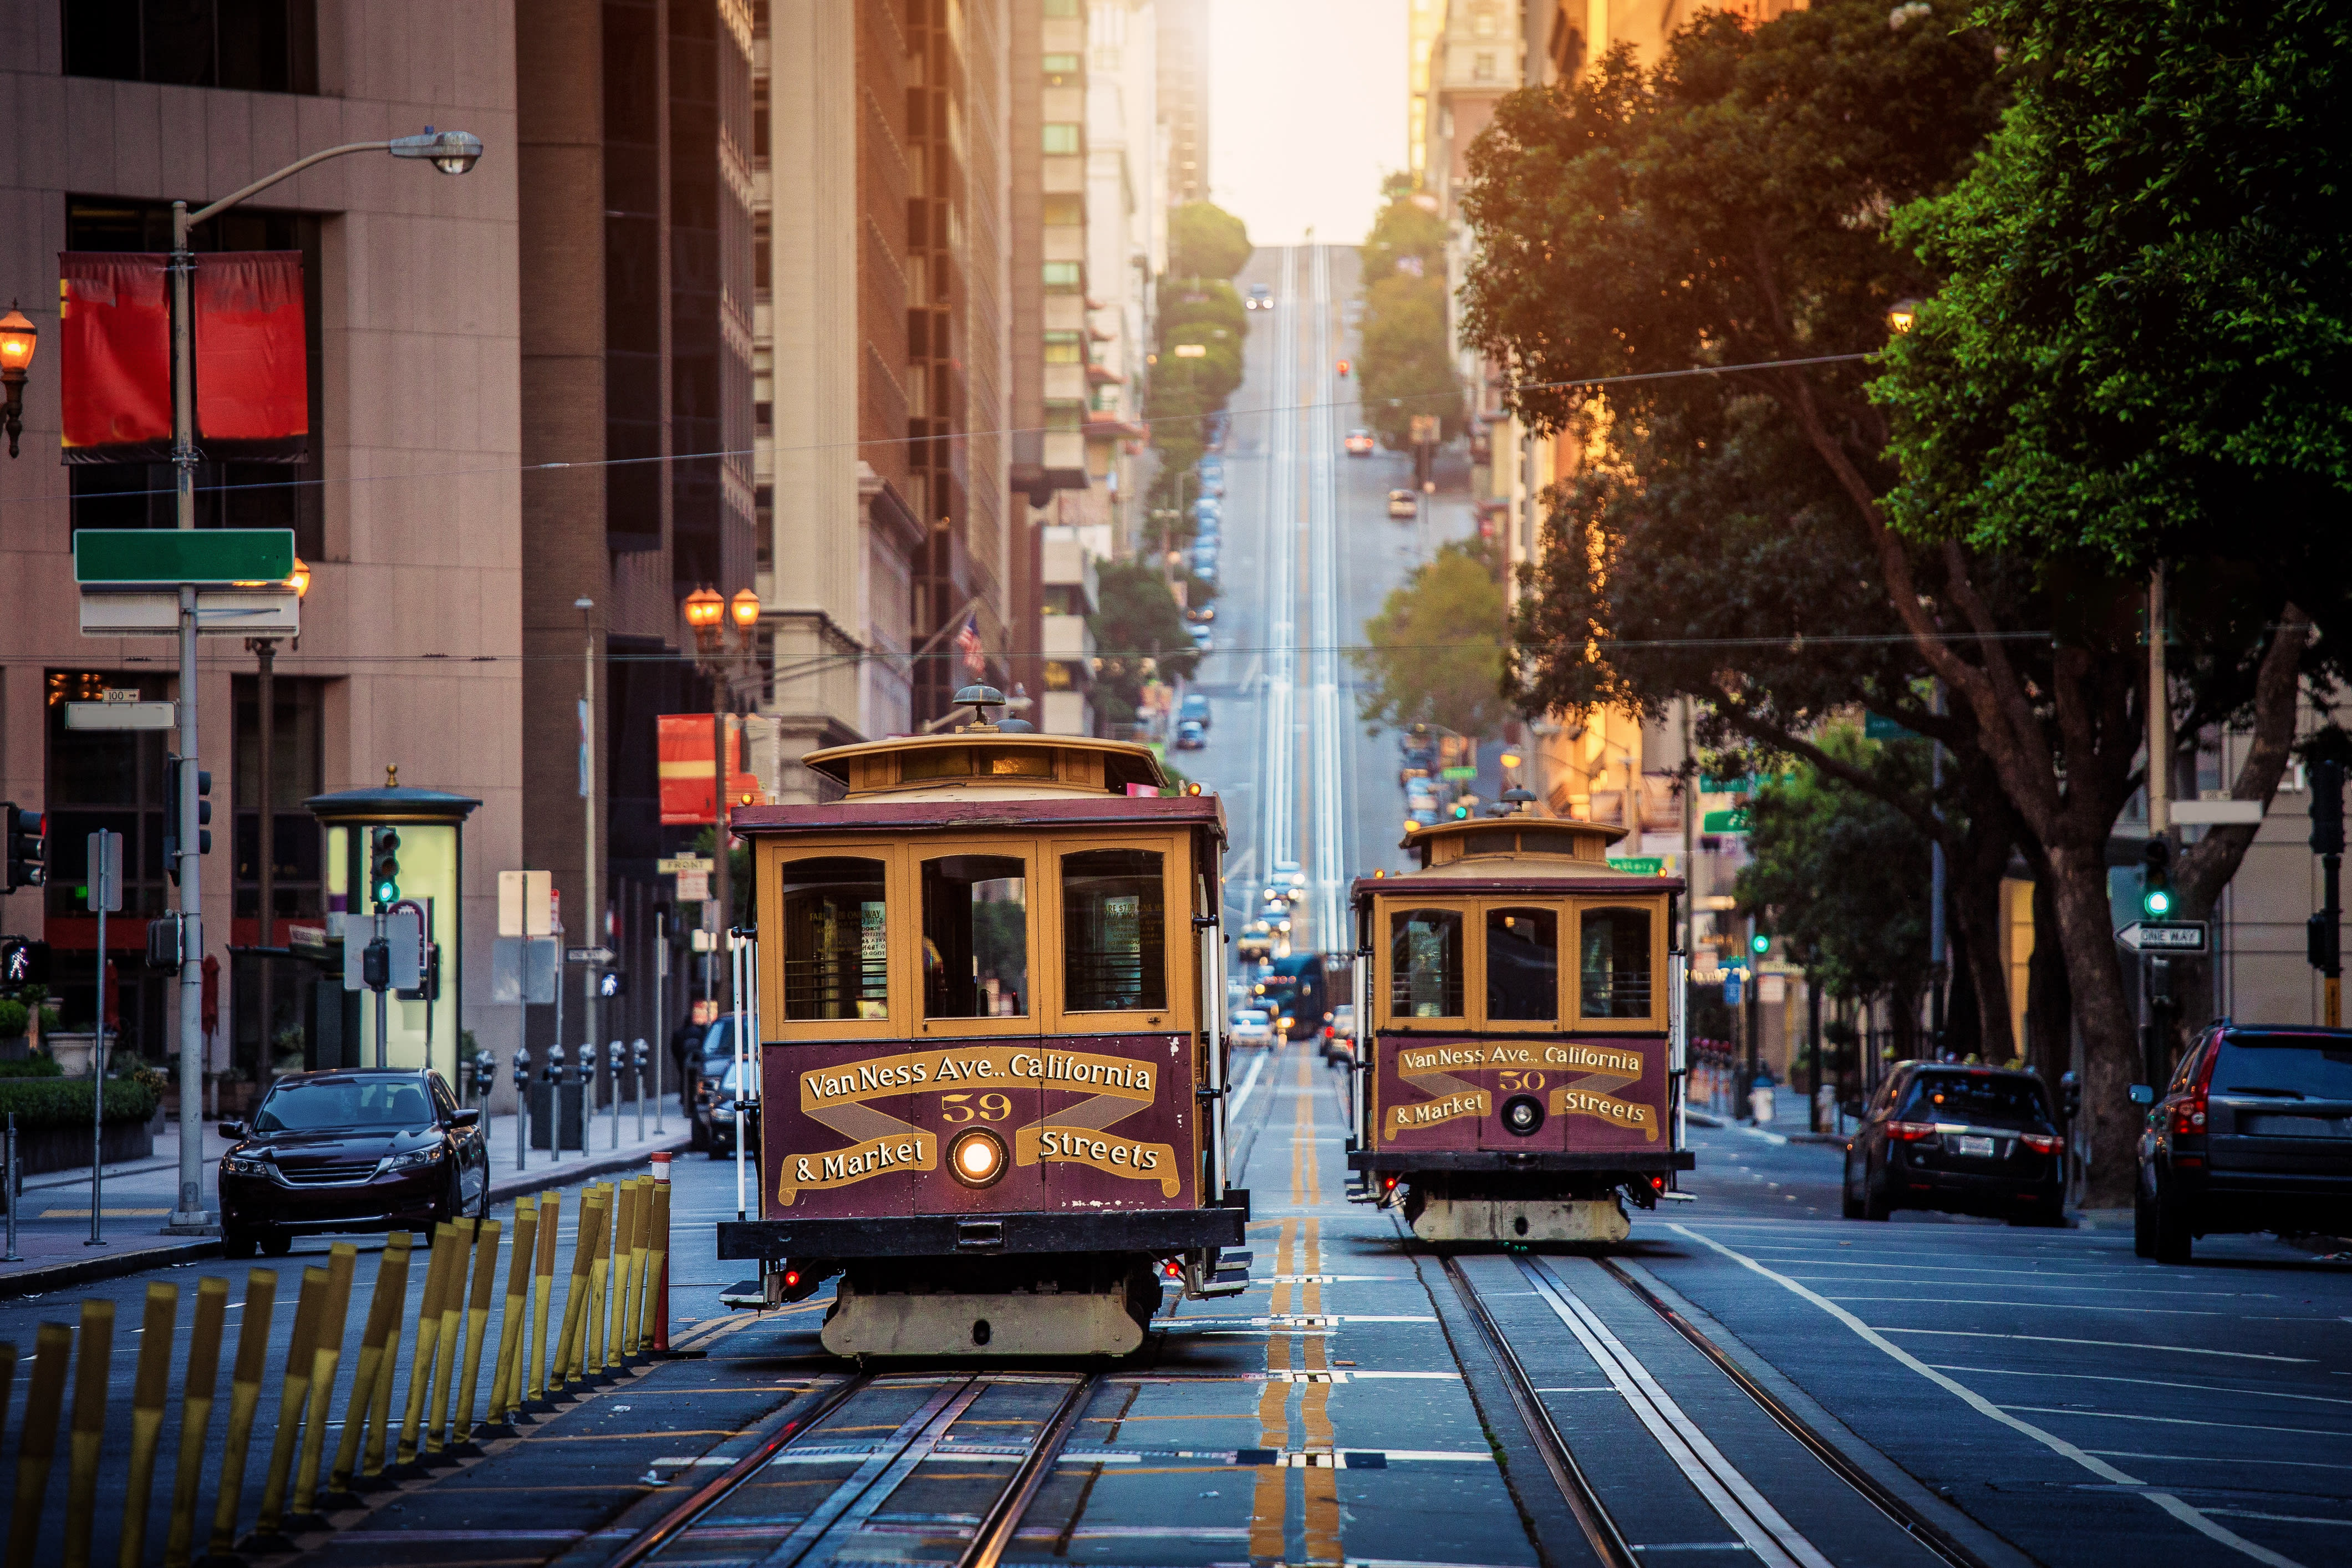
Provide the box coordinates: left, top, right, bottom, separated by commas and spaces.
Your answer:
650, 1150, 671, 1353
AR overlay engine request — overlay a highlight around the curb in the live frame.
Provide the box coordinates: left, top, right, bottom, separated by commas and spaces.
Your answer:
0, 1133, 689, 1300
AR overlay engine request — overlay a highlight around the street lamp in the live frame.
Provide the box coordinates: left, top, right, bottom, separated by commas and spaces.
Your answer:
156, 127, 482, 1236
246, 556, 312, 1097
1886, 297, 1923, 334
683, 583, 760, 1015
0, 302, 36, 457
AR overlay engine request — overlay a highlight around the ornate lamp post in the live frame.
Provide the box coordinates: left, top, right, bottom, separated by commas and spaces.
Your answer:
682, 584, 760, 1011
246, 557, 309, 1096
0, 303, 37, 457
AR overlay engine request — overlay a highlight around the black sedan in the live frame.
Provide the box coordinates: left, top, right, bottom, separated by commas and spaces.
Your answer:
2136, 1023, 2352, 1263
705, 1056, 761, 1163
689, 1015, 752, 1149
218, 1070, 490, 1256
1843, 1062, 2065, 1224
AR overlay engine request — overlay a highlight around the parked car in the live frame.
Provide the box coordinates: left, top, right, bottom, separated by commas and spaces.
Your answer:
705, 1056, 761, 1162
1199, 473, 1225, 498
1387, 488, 1419, 520
2135, 1023, 2352, 1262
1179, 693, 1211, 729
1185, 602, 1216, 624
1323, 1003, 1357, 1066
1174, 718, 1207, 750
1193, 561, 1219, 585
1842, 1062, 2065, 1225
1246, 284, 1273, 310
1229, 1008, 1275, 1046
690, 1015, 754, 1148
218, 1070, 490, 1257
1345, 429, 1376, 456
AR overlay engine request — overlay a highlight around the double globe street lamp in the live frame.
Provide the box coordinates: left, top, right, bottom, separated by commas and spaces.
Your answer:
682, 584, 761, 1011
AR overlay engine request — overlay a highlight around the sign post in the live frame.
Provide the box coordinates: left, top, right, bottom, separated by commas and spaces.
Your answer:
85, 830, 121, 1248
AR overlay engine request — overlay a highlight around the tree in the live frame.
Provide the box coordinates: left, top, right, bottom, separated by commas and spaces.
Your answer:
1352, 540, 1509, 739
1361, 185, 1447, 287
1168, 201, 1251, 282
1458, 0, 2322, 1202
1091, 560, 1200, 725
1357, 185, 1461, 451
1148, 283, 1246, 530
1736, 726, 1933, 1057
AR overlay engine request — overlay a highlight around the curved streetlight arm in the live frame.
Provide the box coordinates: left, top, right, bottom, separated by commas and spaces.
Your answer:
186, 141, 392, 229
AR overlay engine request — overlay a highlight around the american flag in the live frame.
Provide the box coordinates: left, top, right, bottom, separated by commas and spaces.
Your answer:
955, 613, 985, 679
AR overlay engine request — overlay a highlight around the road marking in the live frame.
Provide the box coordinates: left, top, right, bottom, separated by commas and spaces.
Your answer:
2088, 1450, 2352, 1473
1670, 1223, 2312, 1568
1522, 1257, 1833, 1568
38, 1208, 173, 1218
2002, 1404, 2352, 1439
1228, 1048, 1271, 1121
1739, 1127, 1790, 1146
1830, 1295, 2234, 1316
1930, 1365, 2352, 1406
1871, 1326, 2308, 1361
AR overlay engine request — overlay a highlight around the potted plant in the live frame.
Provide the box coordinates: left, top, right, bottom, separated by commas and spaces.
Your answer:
0, 997, 28, 1060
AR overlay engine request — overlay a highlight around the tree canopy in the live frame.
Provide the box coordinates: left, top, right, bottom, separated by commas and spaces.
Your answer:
1091, 559, 1200, 724
1351, 540, 1509, 739
1356, 184, 1460, 450
1168, 201, 1252, 282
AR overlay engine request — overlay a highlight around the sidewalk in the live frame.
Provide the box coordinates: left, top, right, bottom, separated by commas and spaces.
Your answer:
2, 1106, 689, 1296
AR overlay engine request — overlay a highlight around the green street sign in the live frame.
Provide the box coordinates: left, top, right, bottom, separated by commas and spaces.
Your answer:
1440, 766, 1479, 781
74, 528, 296, 586
1865, 712, 1921, 742
1701, 772, 1796, 793
1702, 807, 1751, 834
1607, 856, 1666, 875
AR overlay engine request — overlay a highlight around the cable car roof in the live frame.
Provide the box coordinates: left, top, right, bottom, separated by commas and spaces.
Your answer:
1353, 816, 1683, 898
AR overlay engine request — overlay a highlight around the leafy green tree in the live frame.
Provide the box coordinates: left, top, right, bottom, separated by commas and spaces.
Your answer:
1736, 727, 1932, 1057
1168, 201, 1251, 281
1351, 540, 1508, 739
1457, 0, 2323, 1199
1356, 184, 1460, 451
1361, 187, 1446, 287
1091, 559, 1200, 724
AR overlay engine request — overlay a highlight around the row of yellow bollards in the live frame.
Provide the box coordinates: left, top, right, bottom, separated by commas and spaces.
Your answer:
1, 1169, 671, 1568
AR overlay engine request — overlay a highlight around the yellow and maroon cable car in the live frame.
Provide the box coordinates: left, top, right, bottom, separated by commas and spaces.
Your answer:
1345, 815, 1691, 1244
715, 693, 1249, 1358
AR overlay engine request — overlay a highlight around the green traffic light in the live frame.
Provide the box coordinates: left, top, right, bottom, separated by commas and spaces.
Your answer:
374, 879, 399, 904
2144, 886, 2172, 917
1750, 933, 1770, 955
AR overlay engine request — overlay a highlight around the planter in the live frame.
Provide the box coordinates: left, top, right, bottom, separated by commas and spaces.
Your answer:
0, 1119, 156, 1205
47, 1034, 97, 1078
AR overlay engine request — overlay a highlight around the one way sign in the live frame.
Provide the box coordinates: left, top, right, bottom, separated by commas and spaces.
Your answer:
2118, 920, 2207, 954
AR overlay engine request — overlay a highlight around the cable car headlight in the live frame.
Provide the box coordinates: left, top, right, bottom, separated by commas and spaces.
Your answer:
947, 1127, 1009, 1188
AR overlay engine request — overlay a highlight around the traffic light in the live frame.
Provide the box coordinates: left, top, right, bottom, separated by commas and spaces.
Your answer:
2140, 838, 2173, 918
1749, 930, 1770, 956
2312, 758, 2345, 857
162, 760, 212, 884
4, 803, 44, 892
370, 827, 402, 907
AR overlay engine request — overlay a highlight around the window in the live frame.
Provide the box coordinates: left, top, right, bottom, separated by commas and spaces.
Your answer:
923, 855, 1030, 1018
1486, 908, 1557, 1021
1043, 0, 1080, 16
1579, 907, 1653, 1019
753, 77, 770, 158
1042, 52, 1082, 77
256, 1076, 435, 1132
1062, 850, 1166, 1011
1042, 194, 1086, 227
231, 674, 324, 923
780, 858, 889, 1021
1042, 123, 1084, 155
1043, 261, 1084, 291
1390, 909, 1464, 1017
1043, 330, 1086, 364
66, 0, 319, 93
1473, 52, 1496, 81
1896, 1074, 2055, 1132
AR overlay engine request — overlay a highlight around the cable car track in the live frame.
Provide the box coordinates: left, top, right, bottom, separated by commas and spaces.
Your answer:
607, 1370, 1101, 1568
1444, 1253, 1985, 1568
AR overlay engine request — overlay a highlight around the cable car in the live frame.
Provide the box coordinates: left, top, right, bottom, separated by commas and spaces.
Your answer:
715, 688, 1249, 1357
1344, 816, 1691, 1244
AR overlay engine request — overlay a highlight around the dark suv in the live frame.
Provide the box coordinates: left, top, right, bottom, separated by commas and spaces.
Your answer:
1843, 1062, 2066, 1224
2135, 1024, 2352, 1263
218, 1070, 489, 1256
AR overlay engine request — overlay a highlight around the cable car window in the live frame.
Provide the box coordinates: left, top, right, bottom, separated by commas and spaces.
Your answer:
1580, 906, 1652, 1019
979, 749, 1055, 778
923, 855, 1030, 1017
902, 748, 971, 781
1061, 849, 1167, 1011
1486, 907, 1558, 1021
1464, 829, 1516, 856
780, 857, 889, 1021
1389, 908, 1464, 1017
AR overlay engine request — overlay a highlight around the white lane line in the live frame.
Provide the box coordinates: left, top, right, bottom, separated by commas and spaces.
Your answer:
1670, 1223, 2310, 1568
1872, 1327, 2308, 1362
1227, 1049, 1271, 1121
1520, 1257, 1832, 1568
1929, 1365, 2352, 1406
2000, 1406, 2352, 1439
2205, 1511, 2352, 1529
2089, 1450, 2352, 1473
1739, 1128, 1790, 1146
1827, 1296, 2235, 1316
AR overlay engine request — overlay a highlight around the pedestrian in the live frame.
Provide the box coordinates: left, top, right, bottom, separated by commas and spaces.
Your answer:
670, 998, 714, 1117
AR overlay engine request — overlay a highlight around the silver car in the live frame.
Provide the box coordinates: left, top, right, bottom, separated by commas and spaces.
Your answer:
1229, 1008, 1274, 1047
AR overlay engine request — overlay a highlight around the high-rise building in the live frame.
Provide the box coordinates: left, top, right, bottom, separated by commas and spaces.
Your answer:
1408, 0, 1447, 181
1157, 0, 1210, 206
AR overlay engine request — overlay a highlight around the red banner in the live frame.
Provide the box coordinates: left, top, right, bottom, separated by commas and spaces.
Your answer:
58, 251, 308, 465
194, 251, 308, 461
59, 253, 172, 462
660, 714, 761, 825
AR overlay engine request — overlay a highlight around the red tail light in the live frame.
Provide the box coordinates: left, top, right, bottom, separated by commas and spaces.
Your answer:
1163, 1260, 1183, 1277
2020, 1133, 2061, 1154
1382, 1175, 1398, 1192
2170, 1046, 2219, 1137
783, 1268, 801, 1289
1889, 1121, 1939, 1142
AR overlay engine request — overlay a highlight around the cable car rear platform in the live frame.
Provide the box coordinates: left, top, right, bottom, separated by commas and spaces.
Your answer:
717, 1198, 1249, 1260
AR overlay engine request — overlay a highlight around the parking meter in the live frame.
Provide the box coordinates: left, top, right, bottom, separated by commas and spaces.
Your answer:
2059, 1069, 2081, 1126
545, 1044, 567, 1160
473, 1047, 496, 1108
512, 1046, 531, 1169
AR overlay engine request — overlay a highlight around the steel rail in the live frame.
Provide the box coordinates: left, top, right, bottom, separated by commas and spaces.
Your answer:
957, 1373, 1102, 1568
1597, 1258, 1985, 1568
602, 1371, 874, 1568
1439, 1256, 1641, 1568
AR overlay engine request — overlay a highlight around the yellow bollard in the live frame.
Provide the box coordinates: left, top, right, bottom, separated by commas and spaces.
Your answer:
7, 1321, 74, 1568
116, 1282, 180, 1568
450, 1219, 502, 1448
289, 1242, 358, 1521
361, 1246, 409, 1486
62, 1297, 115, 1568
161, 1276, 228, 1568
328, 1234, 412, 1499
396, 1224, 459, 1468
425, 1218, 476, 1457
552, 1189, 603, 1391
206, 1271, 278, 1558
488, 1198, 537, 1426
245, 1265, 327, 1547
609, 1180, 638, 1367
589, 1184, 616, 1376
0, 1341, 13, 1424
628, 1174, 654, 1357
644, 1177, 673, 1351
530, 1189, 561, 1405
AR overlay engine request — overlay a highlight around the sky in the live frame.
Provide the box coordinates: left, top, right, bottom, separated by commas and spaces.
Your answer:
1206, 0, 1410, 248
